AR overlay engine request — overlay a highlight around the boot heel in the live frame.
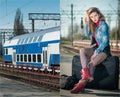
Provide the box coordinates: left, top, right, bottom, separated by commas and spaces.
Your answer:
70, 83, 85, 93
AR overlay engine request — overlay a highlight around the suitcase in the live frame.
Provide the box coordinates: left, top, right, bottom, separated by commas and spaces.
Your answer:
72, 55, 119, 90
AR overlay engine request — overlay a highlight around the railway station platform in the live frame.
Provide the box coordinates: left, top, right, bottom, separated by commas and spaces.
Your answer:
0, 75, 59, 97
60, 47, 120, 97
60, 88, 120, 97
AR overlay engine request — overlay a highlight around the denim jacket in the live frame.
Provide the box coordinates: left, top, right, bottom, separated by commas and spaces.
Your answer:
85, 20, 110, 55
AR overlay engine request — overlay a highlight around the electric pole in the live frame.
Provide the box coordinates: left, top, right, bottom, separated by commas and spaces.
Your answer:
71, 4, 74, 46
118, 0, 120, 39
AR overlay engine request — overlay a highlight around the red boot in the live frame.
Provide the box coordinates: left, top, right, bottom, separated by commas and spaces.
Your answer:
81, 68, 93, 81
70, 80, 85, 93
70, 68, 93, 93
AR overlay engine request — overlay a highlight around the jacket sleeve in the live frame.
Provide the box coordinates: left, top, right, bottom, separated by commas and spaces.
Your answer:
94, 23, 109, 55
85, 22, 91, 37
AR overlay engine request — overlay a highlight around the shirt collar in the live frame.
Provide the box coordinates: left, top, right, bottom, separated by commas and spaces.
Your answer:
95, 20, 100, 26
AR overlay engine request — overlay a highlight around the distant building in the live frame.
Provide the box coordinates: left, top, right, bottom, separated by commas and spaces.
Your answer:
0, 34, 2, 44
0, 35, 2, 55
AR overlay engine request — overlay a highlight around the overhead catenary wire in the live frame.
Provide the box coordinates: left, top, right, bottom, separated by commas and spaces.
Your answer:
0, 0, 33, 27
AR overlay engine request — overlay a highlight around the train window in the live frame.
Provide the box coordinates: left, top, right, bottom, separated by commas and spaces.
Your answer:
37, 54, 41, 62
28, 37, 33, 43
4, 48, 8, 55
33, 54, 36, 62
19, 39, 22, 44
24, 38, 28, 44
17, 39, 21, 45
17, 54, 19, 61
31, 37, 34, 43
21, 39, 24, 44
27, 38, 30, 43
37, 36, 42, 42
33, 36, 38, 42
36, 36, 39, 42
22, 39, 26, 44
24, 54, 27, 62
28, 54, 31, 62
5, 48, 8, 55
20, 55, 23, 62
31, 37, 34, 42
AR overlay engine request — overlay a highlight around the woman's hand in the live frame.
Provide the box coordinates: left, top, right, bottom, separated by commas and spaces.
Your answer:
90, 54, 96, 60
88, 54, 97, 66
83, 12, 89, 25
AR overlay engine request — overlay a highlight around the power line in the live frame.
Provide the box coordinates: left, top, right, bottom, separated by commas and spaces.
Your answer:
0, 0, 33, 20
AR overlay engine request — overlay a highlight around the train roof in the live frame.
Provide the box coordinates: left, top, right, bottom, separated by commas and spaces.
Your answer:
4, 26, 60, 47
12, 26, 60, 40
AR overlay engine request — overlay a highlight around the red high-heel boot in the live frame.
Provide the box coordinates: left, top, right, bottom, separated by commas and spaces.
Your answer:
81, 68, 93, 81
70, 82, 85, 93
70, 68, 93, 93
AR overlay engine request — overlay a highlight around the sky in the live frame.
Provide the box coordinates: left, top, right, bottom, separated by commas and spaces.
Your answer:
60, 0, 118, 37
0, 0, 118, 36
0, 0, 60, 30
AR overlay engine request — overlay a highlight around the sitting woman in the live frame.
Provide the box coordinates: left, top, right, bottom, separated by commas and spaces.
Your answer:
71, 7, 111, 93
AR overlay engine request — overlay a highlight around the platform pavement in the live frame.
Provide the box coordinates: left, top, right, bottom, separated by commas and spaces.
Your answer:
0, 75, 60, 97
60, 88, 120, 97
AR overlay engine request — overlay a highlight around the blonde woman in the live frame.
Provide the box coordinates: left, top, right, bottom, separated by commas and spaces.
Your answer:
71, 7, 111, 93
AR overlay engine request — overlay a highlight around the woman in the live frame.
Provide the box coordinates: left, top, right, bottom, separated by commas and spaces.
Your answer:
71, 7, 111, 93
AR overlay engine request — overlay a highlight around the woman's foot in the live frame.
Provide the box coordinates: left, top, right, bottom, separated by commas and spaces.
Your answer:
81, 68, 93, 82
70, 80, 87, 93
70, 68, 93, 93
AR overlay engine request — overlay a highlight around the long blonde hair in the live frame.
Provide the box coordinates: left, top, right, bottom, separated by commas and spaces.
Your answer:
87, 7, 105, 34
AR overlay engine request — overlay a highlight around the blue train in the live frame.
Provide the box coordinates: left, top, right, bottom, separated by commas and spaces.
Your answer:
3, 26, 60, 70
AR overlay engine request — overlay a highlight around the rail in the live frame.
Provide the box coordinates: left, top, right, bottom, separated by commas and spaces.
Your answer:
0, 63, 60, 90
73, 40, 120, 56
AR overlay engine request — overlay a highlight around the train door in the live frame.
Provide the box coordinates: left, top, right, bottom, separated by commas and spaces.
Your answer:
43, 47, 48, 67
12, 49, 16, 65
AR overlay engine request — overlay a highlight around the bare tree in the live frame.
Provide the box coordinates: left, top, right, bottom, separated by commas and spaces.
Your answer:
13, 8, 28, 36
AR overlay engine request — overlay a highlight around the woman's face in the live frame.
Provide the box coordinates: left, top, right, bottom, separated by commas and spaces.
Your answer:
89, 12, 99, 23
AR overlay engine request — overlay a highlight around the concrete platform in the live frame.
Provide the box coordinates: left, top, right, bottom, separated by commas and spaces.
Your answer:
0, 75, 59, 97
60, 89, 120, 97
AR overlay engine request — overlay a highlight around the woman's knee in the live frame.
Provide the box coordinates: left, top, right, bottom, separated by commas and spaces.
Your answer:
80, 48, 86, 54
90, 53, 107, 66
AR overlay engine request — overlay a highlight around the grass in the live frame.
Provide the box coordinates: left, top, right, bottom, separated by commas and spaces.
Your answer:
0, 56, 4, 62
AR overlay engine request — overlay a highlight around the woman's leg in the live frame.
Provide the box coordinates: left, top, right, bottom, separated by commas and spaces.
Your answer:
71, 51, 107, 93
70, 48, 94, 93
89, 52, 107, 66
80, 48, 94, 68
88, 52, 107, 77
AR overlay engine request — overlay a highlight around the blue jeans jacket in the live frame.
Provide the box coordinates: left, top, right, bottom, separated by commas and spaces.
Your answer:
85, 20, 110, 55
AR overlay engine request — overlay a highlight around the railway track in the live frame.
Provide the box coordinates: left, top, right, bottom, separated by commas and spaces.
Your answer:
61, 45, 120, 58
61, 46, 79, 54
0, 62, 60, 91
73, 40, 120, 57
